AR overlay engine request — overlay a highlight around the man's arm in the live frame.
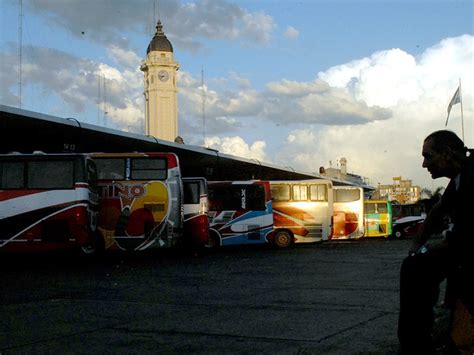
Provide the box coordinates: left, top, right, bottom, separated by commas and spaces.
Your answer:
409, 199, 446, 254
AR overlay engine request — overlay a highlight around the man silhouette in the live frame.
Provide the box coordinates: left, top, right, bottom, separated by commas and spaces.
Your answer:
398, 130, 474, 353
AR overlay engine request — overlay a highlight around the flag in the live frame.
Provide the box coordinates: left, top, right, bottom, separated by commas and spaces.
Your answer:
445, 85, 461, 126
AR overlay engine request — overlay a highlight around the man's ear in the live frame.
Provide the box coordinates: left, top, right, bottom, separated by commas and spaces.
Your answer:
443, 146, 454, 159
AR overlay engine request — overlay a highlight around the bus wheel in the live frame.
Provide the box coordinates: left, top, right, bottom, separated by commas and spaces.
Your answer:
81, 244, 97, 255
394, 230, 403, 239
274, 231, 292, 248
81, 233, 105, 255
204, 233, 219, 249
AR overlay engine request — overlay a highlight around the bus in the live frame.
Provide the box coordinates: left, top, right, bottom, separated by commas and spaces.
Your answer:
183, 177, 210, 247
206, 181, 273, 248
92, 152, 183, 251
331, 186, 365, 240
0, 153, 99, 253
364, 200, 393, 238
270, 179, 333, 247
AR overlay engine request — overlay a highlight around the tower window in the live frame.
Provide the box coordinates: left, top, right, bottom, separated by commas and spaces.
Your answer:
161, 53, 166, 58
150, 75, 154, 83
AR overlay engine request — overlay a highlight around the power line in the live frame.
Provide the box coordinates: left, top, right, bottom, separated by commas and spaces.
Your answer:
18, 0, 23, 108
201, 68, 206, 146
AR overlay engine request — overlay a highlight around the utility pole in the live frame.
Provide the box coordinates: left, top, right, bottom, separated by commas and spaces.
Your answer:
18, 0, 23, 108
201, 69, 206, 146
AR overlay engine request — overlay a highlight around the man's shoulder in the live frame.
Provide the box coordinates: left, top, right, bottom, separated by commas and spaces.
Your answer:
459, 160, 474, 197
462, 160, 474, 184
464, 159, 474, 174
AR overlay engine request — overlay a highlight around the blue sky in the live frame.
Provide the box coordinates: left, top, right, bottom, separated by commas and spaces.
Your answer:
1, 0, 473, 189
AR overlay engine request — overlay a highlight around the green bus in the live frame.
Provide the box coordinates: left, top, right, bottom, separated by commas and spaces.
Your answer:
364, 200, 393, 238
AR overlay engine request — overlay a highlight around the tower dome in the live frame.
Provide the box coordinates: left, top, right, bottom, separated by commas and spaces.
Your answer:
146, 20, 173, 54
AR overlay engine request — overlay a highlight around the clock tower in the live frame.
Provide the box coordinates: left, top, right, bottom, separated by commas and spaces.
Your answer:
141, 20, 180, 141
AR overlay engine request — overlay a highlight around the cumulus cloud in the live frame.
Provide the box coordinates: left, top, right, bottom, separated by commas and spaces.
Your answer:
275, 35, 474, 188
284, 26, 299, 40
264, 79, 392, 125
107, 45, 143, 70
25, 0, 276, 51
205, 136, 267, 162
0, 44, 144, 131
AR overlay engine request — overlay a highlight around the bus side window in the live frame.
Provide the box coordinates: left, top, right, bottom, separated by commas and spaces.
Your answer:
28, 161, 74, 189
247, 185, 266, 210
310, 184, 327, 201
377, 203, 388, 213
365, 203, 376, 214
271, 184, 290, 201
86, 160, 98, 192
184, 182, 200, 204
0, 161, 25, 189
293, 185, 308, 201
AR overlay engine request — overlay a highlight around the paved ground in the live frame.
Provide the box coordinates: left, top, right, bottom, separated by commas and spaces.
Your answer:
0, 238, 410, 354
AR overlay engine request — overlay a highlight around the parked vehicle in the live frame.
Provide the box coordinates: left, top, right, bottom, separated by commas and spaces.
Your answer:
331, 186, 365, 240
392, 203, 426, 222
92, 152, 183, 251
183, 177, 210, 247
207, 180, 273, 248
0, 153, 99, 253
364, 200, 393, 238
392, 215, 425, 238
270, 179, 333, 247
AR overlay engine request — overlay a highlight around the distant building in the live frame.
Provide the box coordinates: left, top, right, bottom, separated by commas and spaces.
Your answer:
373, 176, 421, 204
140, 20, 180, 141
319, 157, 370, 187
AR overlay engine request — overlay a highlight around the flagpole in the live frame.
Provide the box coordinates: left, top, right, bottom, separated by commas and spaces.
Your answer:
459, 78, 464, 141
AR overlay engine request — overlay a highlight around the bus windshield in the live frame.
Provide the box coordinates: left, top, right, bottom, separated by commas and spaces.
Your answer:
95, 157, 168, 181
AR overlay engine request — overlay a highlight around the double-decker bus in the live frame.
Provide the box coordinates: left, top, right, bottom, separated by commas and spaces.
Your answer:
331, 186, 365, 240
206, 181, 273, 248
183, 177, 209, 247
270, 179, 333, 247
0, 153, 99, 253
364, 200, 393, 238
92, 152, 183, 251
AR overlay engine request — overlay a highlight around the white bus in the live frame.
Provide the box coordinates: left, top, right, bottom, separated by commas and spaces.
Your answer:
269, 179, 333, 247
331, 186, 365, 240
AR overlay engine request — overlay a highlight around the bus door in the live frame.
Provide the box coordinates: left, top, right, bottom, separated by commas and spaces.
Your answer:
183, 177, 209, 247
207, 181, 273, 247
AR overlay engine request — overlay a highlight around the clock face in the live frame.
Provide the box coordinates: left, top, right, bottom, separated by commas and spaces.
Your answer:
158, 70, 169, 82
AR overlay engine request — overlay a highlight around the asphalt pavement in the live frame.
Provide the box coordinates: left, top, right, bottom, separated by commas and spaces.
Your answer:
0, 238, 410, 354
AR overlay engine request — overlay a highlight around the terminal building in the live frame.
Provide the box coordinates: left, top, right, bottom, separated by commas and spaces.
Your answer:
0, 104, 374, 191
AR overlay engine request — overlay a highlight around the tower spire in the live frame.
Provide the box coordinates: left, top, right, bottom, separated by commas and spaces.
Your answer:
155, 20, 164, 36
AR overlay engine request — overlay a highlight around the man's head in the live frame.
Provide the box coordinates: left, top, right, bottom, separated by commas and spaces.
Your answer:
422, 130, 466, 179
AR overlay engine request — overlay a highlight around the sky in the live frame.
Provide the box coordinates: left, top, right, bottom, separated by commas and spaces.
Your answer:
1, 0, 473, 191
